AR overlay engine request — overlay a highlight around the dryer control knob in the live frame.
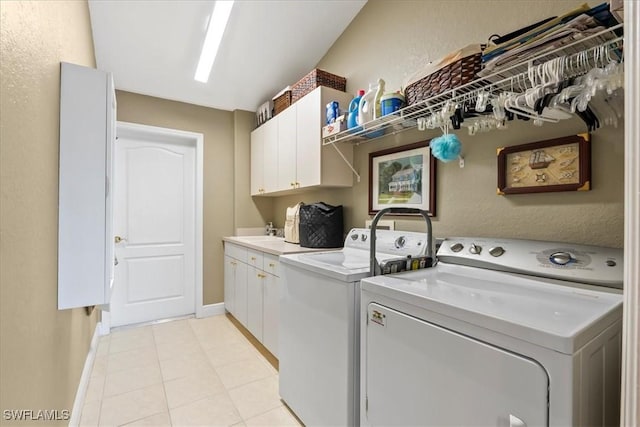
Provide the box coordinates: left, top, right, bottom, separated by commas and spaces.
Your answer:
395, 236, 406, 249
351, 233, 359, 240
550, 251, 573, 265
489, 246, 505, 257
361, 234, 368, 241
469, 243, 482, 255
450, 243, 464, 252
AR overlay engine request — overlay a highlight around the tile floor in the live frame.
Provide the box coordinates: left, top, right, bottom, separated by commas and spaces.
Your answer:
80, 315, 302, 426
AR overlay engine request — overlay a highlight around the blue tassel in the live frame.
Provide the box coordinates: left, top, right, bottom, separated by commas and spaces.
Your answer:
431, 133, 461, 162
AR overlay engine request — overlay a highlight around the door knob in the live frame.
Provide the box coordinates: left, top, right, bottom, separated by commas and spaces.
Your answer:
114, 235, 127, 243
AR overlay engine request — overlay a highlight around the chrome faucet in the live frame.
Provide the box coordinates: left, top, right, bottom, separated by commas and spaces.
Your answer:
369, 207, 434, 276
265, 222, 276, 236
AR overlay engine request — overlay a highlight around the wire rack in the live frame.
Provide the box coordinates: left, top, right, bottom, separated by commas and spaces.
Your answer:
322, 24, 623, 146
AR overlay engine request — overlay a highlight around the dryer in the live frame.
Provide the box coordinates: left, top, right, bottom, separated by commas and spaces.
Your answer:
360, 237, 623, 427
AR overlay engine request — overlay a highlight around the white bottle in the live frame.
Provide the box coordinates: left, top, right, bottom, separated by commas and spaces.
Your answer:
373, 78, 386, 119
358, 83, 376, 125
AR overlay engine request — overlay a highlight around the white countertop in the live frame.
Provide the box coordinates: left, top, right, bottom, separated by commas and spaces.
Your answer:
223, 236, 334, 256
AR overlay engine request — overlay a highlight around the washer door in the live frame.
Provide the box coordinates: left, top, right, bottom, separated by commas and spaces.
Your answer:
364, 303, 549, 427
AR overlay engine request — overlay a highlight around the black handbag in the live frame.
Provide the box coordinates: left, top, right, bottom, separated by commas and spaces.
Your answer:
299, 202, 344, 248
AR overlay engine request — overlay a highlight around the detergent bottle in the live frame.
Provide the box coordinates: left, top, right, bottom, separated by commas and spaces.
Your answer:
373, 78, 386, 119
347, 89, 365, 130
358, 83, 376, 126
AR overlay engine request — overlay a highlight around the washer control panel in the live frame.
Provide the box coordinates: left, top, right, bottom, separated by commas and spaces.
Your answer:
345, 228, 429, 257
438, 237, 623, 289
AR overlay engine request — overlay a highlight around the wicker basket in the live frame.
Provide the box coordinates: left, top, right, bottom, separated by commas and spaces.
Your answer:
273, 90, 292, 115
291, 69, 347, 103
405, 52, 482, 106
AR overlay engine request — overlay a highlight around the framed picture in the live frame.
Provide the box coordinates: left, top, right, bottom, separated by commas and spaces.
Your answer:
497, 133, 591, 195
368, 140, 436, 216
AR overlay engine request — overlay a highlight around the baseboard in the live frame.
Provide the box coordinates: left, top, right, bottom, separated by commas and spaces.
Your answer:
197, 302, 226, 318
98, 310, 110, 335
69, 322, 101, 426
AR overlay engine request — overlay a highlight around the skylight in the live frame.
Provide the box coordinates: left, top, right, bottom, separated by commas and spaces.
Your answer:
194, 0, 234, 83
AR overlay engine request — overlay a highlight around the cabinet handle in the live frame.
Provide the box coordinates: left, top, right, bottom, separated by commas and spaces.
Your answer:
257, 273, 266, 278
268, 263, 275, 267
295, 182, 300, 188
230, 261, 237, 266
251, 256, 256, 261
290, 182, 295, 187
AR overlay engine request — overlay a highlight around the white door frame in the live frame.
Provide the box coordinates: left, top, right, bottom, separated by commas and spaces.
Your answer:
622, 2, 639, 424
100, 121, 203, 334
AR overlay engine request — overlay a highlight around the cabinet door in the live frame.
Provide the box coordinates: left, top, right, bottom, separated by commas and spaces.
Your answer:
277, 105, 297, 191
224, 255, 237, 315
262, 119, 279, 193
58, 62, 114, 309
250, 125, 264, 195
262, 272, 279, 357
247, 266, 264, 340
234, 261, 248, 326
295, 87, 322, 188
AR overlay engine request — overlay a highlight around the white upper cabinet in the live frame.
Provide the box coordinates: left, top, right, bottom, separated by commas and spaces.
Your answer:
250, 118, 278, 196
277, 105, 297, 191
58, 62, 116, 310
250, 86, 354, 196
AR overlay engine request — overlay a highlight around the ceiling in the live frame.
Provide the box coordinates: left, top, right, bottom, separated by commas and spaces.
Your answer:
88, 0, 367, 112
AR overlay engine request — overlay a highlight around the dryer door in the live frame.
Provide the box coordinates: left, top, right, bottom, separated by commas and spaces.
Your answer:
364, 303, 549, 427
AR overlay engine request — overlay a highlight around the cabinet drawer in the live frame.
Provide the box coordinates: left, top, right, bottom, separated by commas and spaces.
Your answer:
225, 242, 247, 263
247, 249, 264, 269
263, 254, 280, 277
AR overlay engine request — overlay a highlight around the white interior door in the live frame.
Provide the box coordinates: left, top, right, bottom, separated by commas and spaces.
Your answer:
111, 126, 197, 327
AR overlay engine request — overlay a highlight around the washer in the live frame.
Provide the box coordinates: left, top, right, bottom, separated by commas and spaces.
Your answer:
360, 237, 624, 427
279, 228, 431, 427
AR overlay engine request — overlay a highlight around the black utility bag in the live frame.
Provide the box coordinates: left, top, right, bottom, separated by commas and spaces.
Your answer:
299, 202, 344, 248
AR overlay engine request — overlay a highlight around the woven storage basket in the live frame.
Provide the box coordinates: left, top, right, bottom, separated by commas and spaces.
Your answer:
273, 90, 292, 115
405, 49, 482, 106
291, 69, 347, 103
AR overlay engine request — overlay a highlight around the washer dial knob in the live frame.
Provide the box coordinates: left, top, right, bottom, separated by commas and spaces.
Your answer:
469, 244, 482, 255
450, 243, 464, 252
361, 234, 368, 241
489, 246, 505, 257
351, 233, 359, 241
394, 236, 406, 249
550, 251, 573, 265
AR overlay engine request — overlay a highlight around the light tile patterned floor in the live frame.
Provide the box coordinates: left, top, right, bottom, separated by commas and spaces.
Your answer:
80, 315, 301, 426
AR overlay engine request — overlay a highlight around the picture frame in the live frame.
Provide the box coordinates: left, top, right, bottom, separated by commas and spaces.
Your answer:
497, 133, 591, 195
368, 140, 437, 216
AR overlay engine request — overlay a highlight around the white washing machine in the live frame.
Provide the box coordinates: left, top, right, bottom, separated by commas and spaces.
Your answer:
279, 228, 432, 427
360, 237, 624, 427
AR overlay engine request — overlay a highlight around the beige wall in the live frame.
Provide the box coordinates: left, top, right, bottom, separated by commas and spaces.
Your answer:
116, 91, 243, 305
233, 110, 274, 230
0, 0, 99, 422
274, 0, 625, 248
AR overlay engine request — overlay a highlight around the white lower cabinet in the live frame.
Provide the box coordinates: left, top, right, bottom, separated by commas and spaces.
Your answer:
247, 266, 265, 341
224, 243, 280, 357
262, 269, 280, 357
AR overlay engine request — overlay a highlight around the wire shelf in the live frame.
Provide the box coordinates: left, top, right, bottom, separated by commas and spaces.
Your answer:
322, 24, 623, 146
